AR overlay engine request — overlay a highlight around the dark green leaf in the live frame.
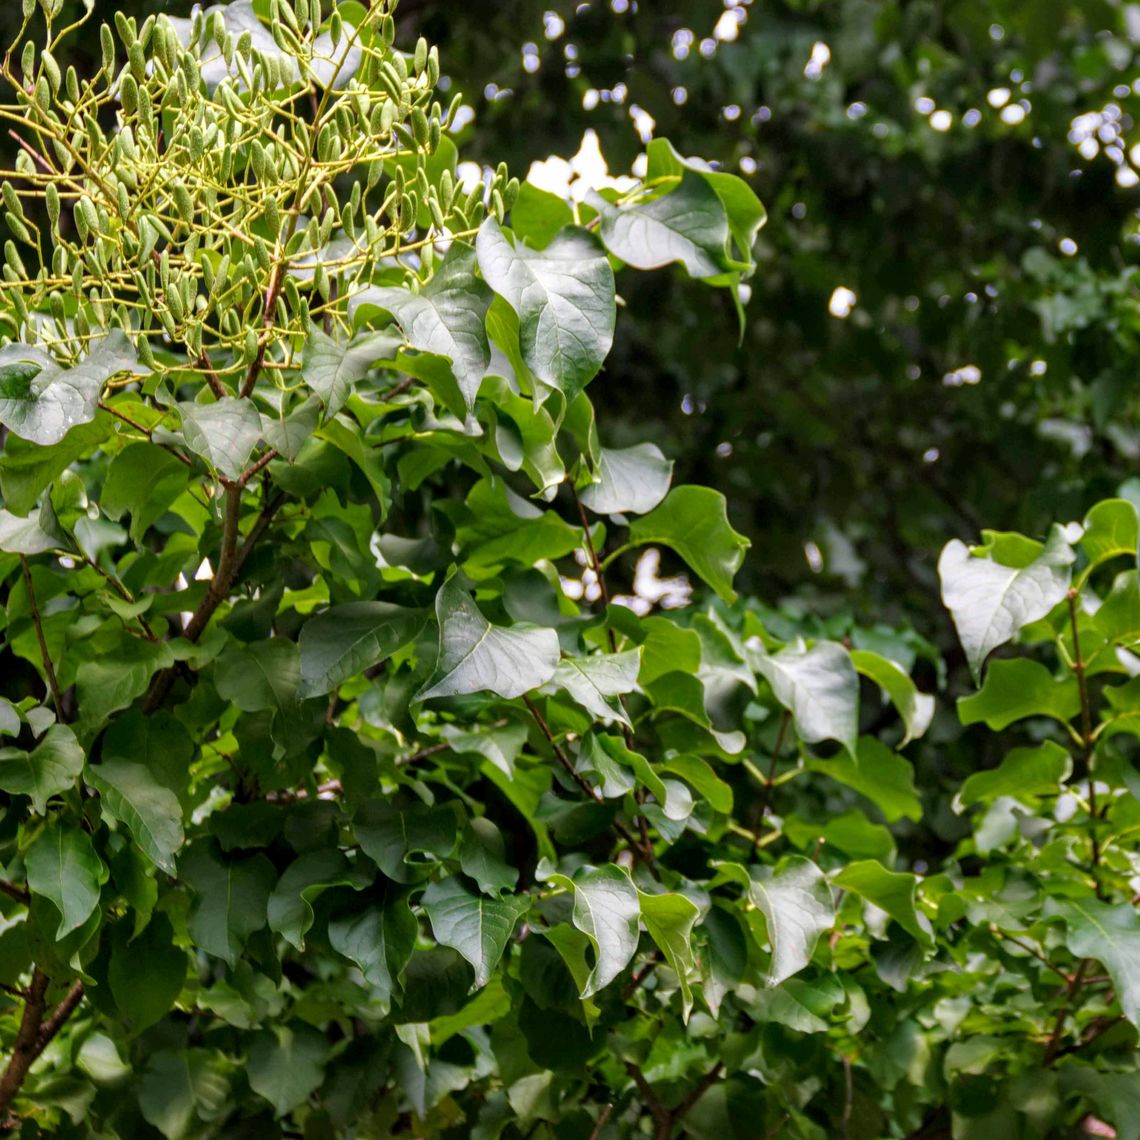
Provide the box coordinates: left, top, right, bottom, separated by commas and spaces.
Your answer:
416, 576, 560, 701
298, 602, 427, 697
0, 724, 84, 814
422, 876, 530, 988
627, 486, 749, 603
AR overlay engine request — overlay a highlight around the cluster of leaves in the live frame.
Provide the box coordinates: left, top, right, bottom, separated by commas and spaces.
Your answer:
0, 2, 1138, 1139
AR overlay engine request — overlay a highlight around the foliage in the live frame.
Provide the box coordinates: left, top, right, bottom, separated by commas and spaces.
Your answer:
0, 2, 1138, 1140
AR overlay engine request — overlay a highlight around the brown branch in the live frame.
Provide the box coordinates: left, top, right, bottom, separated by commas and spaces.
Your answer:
35, 980, 83, 1056
753, 710, 791, 828
625, 1063, 670, 1132
673, 1061, 724, 1121
18, 557, 65, 721
1044, 957, 1090, 1066
238, 448, 279, 487
0, 969, 48, 1116
523, 695, 648, 860
5, 130, 52, 175
144, 490, 286, 712
197, 353, 229, 400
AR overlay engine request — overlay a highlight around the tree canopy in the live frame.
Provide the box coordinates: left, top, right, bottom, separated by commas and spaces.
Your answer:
0, 2, 1137, 1139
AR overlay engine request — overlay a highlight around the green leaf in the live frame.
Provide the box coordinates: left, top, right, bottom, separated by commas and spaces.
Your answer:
833, 860, 933, 950
86, 759, 185, 874
108, 914, 186, 1031
139, 1050, 230, 1140
214, 638, 300, 715
954, 741, 1072, 809
957, 658, 1080, 730
416, 576, 560, 702
939, 525, 1075, 680
578, 443, 674, 517
810, 738, 921, 823
1094, 570, 1140, 645
755, 639, 858, 755
476, 217, 615, 400
1080, 498, 1139, 572
746, 857, 834, 985
297, 601, 427, 697
0, 500, 65, 555
101, 443, 190, 543
661, 754, 734, 814
178, 397, 262, 480
354, 801, 458, 884
266, 850, 368, 950
645, 138, 767, 265
1047, 896, 1140, 1026
247, 1024, 328, 1117
637, 890, 699, 1018
0, 332, 137, 445
328, 886, 417, 1003
422, 876, 530, 989
75, 639, 174, 730
301, 326, 402, 417
181, 842, 276, 967
0, 724, 84, 814
1061, 1069, 1140, 1140
539, 863, 639, 997
25, 822, 107, 938
545, 649, 640, 726
261, 395, 319, 461
627, 486, 749, 603
849, 649, 934, 746
353, 242, 492, 408
0, 418, 111, 517
459, 818, 518, 895
589, 170, 731, 278
509, 181, 574, 248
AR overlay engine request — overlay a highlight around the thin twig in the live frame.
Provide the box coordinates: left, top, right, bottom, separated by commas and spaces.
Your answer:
1044, 958, 1090, 1066
523, 695, 648, 859
19, 557, 65, 720
587, 1104, 613, 1140
673, 1061, 724, 1121
624, 1063, 670, 1132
